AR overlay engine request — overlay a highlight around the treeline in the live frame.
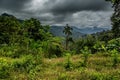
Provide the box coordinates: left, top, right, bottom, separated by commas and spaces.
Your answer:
0, 13, 65, 58
0, 13, 120, 58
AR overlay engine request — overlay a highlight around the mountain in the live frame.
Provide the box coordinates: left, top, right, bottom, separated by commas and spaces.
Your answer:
50, 26, 110, 39
50, 26, 85, 39
78, 26, 109, 34
1, 13, 14, 17
1, 13, 23, 23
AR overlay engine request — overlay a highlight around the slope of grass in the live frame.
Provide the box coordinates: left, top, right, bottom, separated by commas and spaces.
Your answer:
1, 53, 120, 80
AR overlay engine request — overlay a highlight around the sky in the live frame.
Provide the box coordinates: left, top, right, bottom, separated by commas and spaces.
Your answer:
0, 0, 113, 28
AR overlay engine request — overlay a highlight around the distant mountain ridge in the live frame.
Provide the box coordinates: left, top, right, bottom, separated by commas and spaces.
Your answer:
50, 26, 110, 39
78, 27, 109, 34
50, 26, 85, 39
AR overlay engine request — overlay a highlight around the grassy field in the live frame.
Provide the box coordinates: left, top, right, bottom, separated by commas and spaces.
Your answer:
1, 53, 120, 80
41, 54, 120, 80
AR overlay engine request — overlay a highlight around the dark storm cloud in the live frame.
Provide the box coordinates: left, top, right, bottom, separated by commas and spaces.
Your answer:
0, 0, 113, 28
36, 0, 112, 23
0, 0, 30, 12
44, 0, 112, 15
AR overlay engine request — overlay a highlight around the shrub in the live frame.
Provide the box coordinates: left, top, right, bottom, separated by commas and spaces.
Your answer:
110, 49, 119, 68
74, 35, 96, 54
12, 55, 35, 71
41, 37, 64, 58
107, 38, 120, 51
64, 53, 73, 71
81, 47, 91, 67
0, 58, 10, 79
93, 41, 105, 53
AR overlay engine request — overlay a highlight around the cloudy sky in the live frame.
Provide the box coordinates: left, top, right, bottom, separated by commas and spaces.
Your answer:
0, 0, 113, 28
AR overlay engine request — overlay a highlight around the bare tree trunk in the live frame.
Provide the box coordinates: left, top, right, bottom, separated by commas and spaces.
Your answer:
65, 35, 69, 50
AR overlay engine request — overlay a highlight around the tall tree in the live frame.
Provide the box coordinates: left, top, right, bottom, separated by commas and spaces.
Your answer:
0, 14, 21, 44
63, 24, 73, 50
106, 0, 120, 38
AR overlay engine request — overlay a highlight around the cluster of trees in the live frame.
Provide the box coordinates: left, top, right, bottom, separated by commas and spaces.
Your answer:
0, 12, 119, 58
0, 13, 51, 45
0, 0, 119, 58
0, 13, 65, 58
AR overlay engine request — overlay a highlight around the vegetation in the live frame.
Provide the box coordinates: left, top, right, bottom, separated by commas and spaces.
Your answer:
0, 0, 120, 79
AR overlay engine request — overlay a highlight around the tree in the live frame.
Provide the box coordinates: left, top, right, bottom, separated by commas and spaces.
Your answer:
23, 18, 51, 41
0, 14, 21, 44
63, 24, 73, 50
106, 0, 120, 38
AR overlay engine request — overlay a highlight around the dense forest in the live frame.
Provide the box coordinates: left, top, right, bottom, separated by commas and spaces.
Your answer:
0, 0, 120, 80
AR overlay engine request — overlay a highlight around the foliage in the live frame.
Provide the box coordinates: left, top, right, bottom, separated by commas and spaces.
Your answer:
23, 18, 51, 41
107, 38, 120, 51
64, 53, 73, 70
74, 34, 96, 54
0, 14, 21, 44
0, 58, 10, 79
110, 49, 119, 68
41, 37, 64, 58
93, 41, 105, 52
97, 30, 114, 42
81, 47, 91, 67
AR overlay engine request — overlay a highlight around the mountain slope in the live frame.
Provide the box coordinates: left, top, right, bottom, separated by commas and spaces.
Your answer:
50, 26, 109, 39
50, 26, 85, 39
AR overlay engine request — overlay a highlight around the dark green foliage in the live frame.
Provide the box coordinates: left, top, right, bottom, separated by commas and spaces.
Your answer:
0, 14, 21, 44
98, 30, 114, 42
23, 18, 52, 41
74, 34, 96, 54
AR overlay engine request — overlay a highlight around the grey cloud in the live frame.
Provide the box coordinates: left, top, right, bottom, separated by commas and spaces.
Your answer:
0, 0, 113, 28
49, 11, 113, 28
0, 0, 30, 12
44, 0, 112, 15
36, 0, 112, 23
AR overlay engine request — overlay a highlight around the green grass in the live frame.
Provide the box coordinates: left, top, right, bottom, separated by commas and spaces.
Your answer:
0, 53, 120, 80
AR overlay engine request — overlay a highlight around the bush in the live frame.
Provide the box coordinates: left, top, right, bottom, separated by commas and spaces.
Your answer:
110, 49, 119, 68
64, 53, 73, 71
74, 35, 96, 54
0, 58, 11, 79
41, 37, 64, 58
107, 38, 120, 51
81, 47, 91, 67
